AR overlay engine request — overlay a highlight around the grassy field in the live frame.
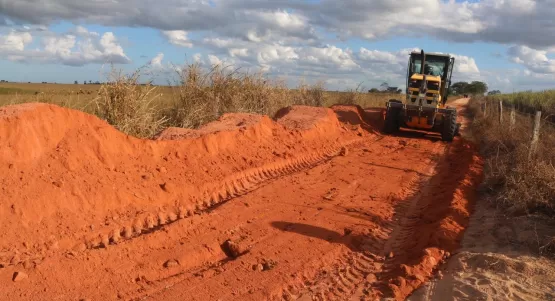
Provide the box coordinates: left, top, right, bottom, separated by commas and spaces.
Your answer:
489, 90, 555, 115
0, 82, 398, 110
0, 65, 399, 137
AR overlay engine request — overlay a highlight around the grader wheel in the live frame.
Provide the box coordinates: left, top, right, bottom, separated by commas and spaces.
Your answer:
441, 110, 457, 141
383, 100, 402, 134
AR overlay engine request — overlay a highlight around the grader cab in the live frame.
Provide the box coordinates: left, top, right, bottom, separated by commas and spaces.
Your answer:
383, 50, 459, 141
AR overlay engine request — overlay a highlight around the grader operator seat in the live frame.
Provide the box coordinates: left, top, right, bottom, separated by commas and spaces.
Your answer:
424, 64, 434, 76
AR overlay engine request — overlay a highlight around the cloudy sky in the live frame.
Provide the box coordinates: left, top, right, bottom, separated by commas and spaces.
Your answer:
0, 0, 554, 92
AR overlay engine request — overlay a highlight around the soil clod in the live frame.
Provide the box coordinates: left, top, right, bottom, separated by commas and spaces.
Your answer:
12, 271, 28, 282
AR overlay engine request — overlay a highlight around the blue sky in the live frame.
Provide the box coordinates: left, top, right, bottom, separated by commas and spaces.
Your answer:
1, 0, 554, 93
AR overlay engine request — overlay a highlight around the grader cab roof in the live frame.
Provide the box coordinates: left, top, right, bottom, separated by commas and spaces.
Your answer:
410, 51, 453, 58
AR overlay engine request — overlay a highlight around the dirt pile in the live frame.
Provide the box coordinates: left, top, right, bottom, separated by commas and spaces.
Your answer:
0, 103, 366, 268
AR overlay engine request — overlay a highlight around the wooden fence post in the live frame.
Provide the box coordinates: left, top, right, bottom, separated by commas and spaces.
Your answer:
482, 100, 487, 116
510, 105, 516, 129
499, 100, 503, 124
529, 111, 542, 159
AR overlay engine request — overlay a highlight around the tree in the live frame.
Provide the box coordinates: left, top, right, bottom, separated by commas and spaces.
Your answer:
451, 82, 469, 95
488, 90, 501, 95
368, 88, 379, 93
450, 81, 488, 95
466, 81, 488, 95
379, 82, 389, 92
74, 80, 78, 84
83, 81, 87, 85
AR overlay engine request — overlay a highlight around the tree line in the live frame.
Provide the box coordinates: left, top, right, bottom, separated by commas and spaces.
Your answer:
367, 81, 494, 96
450, 81, 490, 96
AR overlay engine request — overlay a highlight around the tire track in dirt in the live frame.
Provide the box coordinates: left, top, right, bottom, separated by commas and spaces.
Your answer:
365, 100, 484, 301
117, 135, 419, 301
272, 135, 445, 301
265, 99, 483, 301
73, 140, 359, 253
0, 140, 361, 269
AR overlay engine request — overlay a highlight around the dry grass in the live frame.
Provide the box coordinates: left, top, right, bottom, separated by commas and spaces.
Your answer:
164, 63, 293, 128
326, 89, 399, 108
293, 80, 326, 107
0, 65, 399, 137
469, 97, 555, 216
92, 68, 167, 138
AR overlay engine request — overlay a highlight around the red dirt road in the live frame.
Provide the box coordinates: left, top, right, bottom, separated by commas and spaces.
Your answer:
0, 99, 482, 300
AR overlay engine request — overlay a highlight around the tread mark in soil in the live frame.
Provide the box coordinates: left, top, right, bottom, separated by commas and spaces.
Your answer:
64, 138, 364, 255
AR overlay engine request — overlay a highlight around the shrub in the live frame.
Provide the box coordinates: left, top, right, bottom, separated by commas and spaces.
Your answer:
93, 67, 167, 138
338, 82, 364, 105
166, 63, 292, 128
294, 81, 326, 107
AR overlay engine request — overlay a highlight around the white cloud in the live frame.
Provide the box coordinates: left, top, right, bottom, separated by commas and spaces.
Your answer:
452, 54, 481, 82
162, 30, 192, 48
4, 0, 554, 91
74, 25, 99, 37
508, 45, 555, 74
203, 37, 234, 48
358, 48, 400, 64
1, 0, 555, 51
0, 27, 130, 66
149, 52, 164, 68
229, 48, 248, 58
99, 32, 127, 58
192, 53, 202, 63
191, 40, 482, 91
207, 54, 222, 66
0, 31, 32, 51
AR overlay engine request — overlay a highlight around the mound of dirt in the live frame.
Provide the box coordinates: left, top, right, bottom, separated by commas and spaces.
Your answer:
155, 113, 270, 140
0, 103, 369, 268
275, 105, 341, 131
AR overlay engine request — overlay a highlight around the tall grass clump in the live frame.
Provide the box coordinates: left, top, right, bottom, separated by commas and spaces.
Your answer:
166, 63, 293, 128
469, 97, 555, 216
93, 67, 167, 138
294, 81, 326, 107
336, 83, 365, 105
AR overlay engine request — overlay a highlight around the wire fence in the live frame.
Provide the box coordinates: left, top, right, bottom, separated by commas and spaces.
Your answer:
477, 98, 552, 159
505, 100, 555, 126
482, 98, 555, 129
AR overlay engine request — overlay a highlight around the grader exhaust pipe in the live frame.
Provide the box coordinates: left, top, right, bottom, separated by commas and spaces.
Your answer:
419, 50, 428, 106
420, 49, 426, 75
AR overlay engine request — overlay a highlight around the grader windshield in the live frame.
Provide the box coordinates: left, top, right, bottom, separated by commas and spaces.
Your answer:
411, 58, 446, 77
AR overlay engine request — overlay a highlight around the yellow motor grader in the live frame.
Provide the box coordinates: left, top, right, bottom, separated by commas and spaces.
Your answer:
383, 50, 460, 141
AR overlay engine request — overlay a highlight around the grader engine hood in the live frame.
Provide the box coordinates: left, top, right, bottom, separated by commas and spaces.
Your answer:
407, 74, 441, 107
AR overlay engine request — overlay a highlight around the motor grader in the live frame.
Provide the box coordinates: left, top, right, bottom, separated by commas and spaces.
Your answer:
383, 49, 459, 141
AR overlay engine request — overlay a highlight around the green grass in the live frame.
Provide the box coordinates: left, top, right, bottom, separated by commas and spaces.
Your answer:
489, 90, 555, 114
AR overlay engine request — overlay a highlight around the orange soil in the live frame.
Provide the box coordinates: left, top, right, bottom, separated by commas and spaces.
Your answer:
0, 100, 482, 300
